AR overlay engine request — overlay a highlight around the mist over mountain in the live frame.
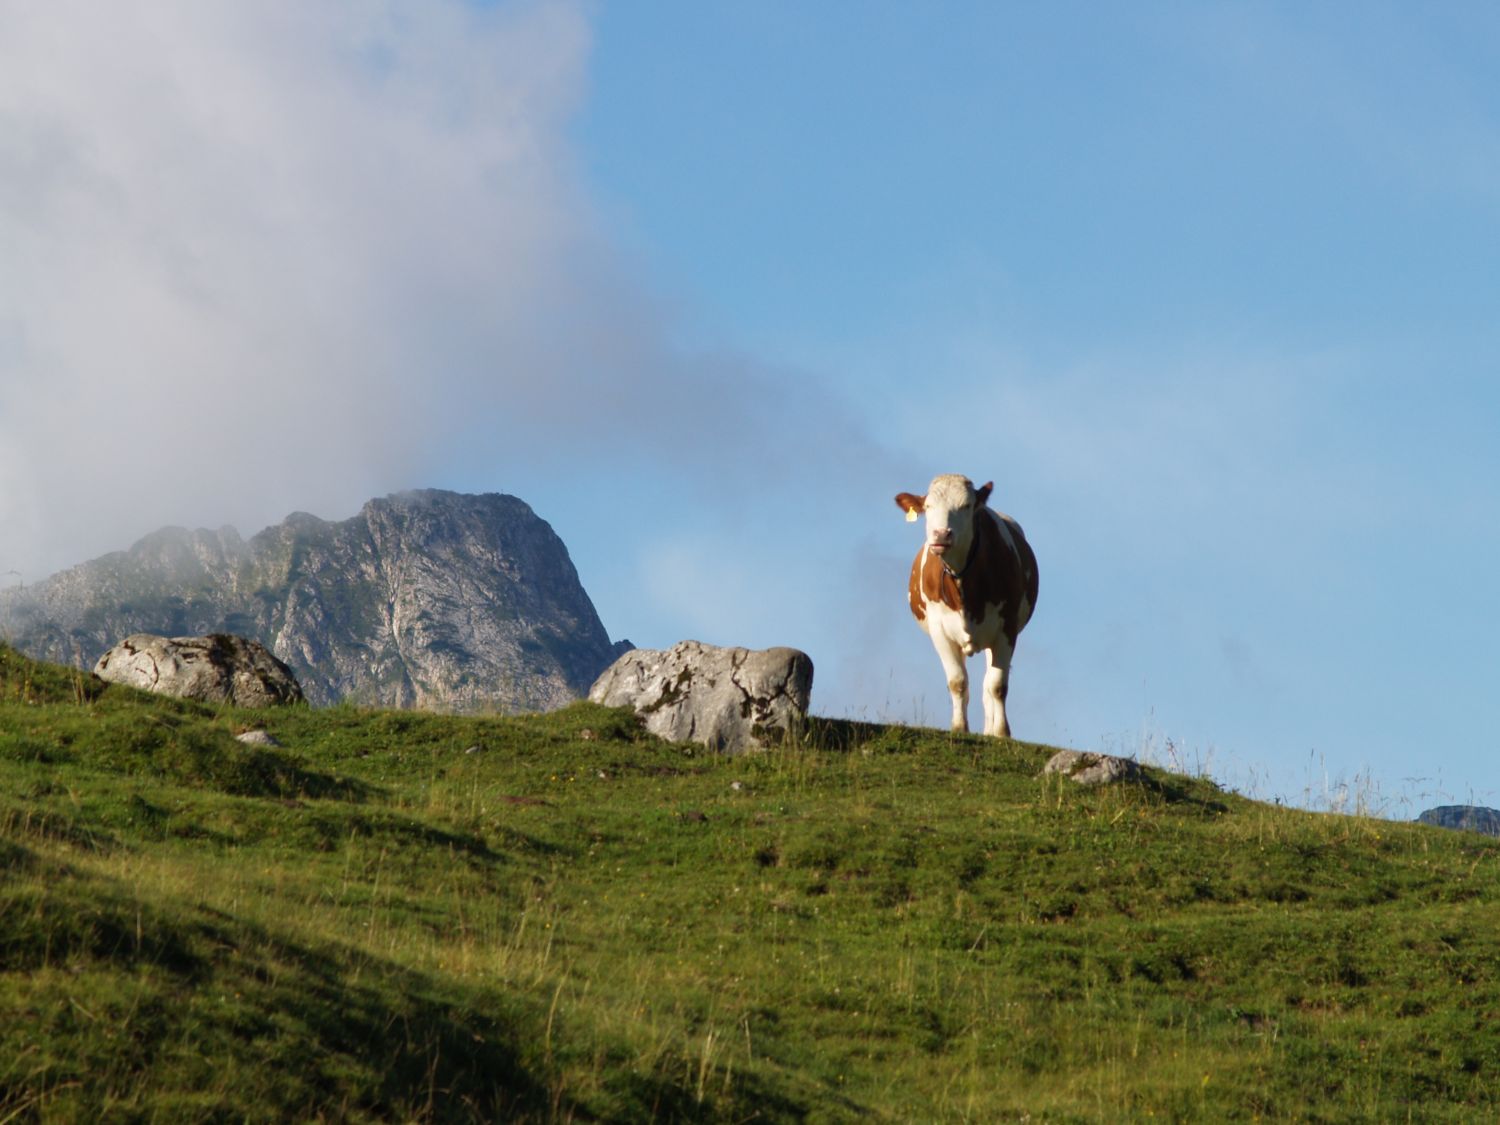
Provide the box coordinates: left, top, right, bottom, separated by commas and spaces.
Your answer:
0, 490, 631, 713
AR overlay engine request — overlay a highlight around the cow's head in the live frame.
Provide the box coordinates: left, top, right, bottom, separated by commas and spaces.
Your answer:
895, 474, 993, 563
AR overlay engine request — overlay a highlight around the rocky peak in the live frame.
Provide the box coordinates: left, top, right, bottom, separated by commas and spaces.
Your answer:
1417, 806, 1500, 838
0, 490, 631, 713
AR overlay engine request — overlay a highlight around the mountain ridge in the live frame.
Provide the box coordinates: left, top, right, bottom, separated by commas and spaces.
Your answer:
0, 489, 631, 712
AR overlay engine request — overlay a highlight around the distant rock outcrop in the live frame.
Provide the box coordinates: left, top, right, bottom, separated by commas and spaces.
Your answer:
589, 640, 813, 753
1, 491, 632, 713
95, 633, 305, 708
1417, 806, 1500, 838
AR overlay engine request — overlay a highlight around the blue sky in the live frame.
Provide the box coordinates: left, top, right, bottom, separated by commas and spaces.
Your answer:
2, 2, 1498, 812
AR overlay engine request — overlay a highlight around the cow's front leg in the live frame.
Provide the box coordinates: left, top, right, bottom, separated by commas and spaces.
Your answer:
981, 640, 1014, 739
931, 636, 969, 732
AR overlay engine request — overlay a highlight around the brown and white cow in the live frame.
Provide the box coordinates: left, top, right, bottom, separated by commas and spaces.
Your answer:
895, 474, 1038, 739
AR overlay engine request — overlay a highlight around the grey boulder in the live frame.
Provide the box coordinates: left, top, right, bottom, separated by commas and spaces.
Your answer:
1042, 749, 1142, 786
588, 640, 813, 752
95, 633, 305, 707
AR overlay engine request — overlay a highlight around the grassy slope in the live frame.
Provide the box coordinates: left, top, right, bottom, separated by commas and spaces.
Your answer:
2, 642, 1498, 1123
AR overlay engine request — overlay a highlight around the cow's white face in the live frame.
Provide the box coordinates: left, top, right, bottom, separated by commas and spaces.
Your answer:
895, 474, 994, 564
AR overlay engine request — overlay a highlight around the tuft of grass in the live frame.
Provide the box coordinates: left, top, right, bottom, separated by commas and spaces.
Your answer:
3, 640, 1500, 1121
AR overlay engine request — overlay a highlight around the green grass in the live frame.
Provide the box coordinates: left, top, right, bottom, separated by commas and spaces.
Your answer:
3, 640, 1499, 1121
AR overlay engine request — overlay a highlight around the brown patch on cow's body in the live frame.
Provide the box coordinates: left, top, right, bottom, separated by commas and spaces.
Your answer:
907, 509, 1038, 642
907, 551, 934, 622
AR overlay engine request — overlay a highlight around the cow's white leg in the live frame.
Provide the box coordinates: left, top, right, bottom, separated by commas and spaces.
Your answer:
982, 640, 1014, 739
931, 636, 969, 732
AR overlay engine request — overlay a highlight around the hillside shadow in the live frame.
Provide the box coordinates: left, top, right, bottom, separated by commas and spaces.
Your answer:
2, 860, 556, 1121
223, 744, 376, 802
796, 714, 1234, 818
795, 715, 904, 753
222, 922, 554, 1121
1133, 769, 1233, 815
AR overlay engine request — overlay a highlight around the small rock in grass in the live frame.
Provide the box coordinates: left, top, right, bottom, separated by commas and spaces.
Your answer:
1042, 750, 1141, 786
235, 730, 282, 747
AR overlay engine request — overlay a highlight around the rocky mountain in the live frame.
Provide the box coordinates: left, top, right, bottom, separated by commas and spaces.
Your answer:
1417, 806, 1500, 838
0, 490, 632, 712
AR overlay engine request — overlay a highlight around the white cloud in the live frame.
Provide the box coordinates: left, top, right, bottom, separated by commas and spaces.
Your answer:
0, 0, 606, 575
0, 0, 900, 601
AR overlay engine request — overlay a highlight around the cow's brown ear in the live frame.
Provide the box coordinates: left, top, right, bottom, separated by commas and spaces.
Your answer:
975, 482, 994, 507
895, 492, 925, 518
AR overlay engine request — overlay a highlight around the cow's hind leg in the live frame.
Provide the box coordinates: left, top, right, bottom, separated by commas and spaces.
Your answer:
932, 637, 969, 733
981, 639, 1015, 739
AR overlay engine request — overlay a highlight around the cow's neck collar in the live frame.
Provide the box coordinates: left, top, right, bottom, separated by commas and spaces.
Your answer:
938, 515, 986, 580
939, 543, 976, 581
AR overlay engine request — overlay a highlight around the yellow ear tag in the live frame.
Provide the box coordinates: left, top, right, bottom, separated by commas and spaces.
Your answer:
905, 509, 919, 522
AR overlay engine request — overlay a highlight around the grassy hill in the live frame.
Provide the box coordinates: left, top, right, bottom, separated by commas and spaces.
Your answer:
2, 641, 1498, 1122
